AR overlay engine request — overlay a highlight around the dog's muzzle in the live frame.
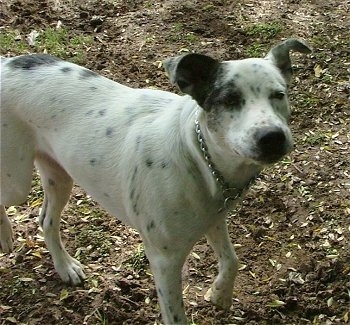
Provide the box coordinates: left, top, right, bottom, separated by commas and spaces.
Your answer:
255, 126, 290, 164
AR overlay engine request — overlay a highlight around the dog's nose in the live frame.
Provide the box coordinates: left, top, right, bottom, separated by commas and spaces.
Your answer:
256, 127, 287, 163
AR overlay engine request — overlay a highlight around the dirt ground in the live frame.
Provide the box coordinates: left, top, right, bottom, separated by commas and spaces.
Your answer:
0, 0, 349, 324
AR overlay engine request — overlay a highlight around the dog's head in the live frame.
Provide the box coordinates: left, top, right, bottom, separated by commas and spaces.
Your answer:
164, 39, 312, 165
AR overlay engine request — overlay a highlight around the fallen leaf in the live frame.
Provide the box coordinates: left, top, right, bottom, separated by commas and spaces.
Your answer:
314, 64, 323, 78
27, 30, 40, 46
267, 299, 286, 308
60, 289, 69, 301
204, 288, 212, 302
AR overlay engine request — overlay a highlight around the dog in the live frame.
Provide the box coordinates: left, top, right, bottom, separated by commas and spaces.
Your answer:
0, 38, 311, 324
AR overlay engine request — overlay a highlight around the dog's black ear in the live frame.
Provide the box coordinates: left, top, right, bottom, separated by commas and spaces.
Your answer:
265, 38, 312, 84
163, 53, 219, 106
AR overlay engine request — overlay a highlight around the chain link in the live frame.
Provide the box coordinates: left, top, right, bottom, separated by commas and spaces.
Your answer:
194, 109, 257, 213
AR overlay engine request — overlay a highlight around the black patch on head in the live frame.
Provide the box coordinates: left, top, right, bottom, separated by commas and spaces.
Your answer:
9, 54, 60, 70
79, 68, 99, 79
61, 66, 72, 73
147, 220, 155, 232
204, 80, 243, 110
99, 109, 107, 116
106, 127, 116, 138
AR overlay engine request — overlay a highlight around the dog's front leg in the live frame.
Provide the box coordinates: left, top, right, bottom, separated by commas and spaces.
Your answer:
144, 245, 187, 324
35, 154, 86, 285
205, 218, 239, 310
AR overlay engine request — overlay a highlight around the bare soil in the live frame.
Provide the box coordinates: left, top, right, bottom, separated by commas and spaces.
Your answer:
0, 0, 349, 324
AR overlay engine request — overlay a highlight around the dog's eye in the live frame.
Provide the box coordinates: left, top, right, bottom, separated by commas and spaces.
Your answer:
270, 91, 285, 100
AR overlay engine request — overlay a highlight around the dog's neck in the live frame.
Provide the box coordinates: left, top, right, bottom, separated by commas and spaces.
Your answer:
193, 107, 262, 209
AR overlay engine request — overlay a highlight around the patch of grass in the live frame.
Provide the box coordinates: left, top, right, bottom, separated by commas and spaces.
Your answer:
304, 132, 328, 146
245, 43, 265, 57
126, 244, 148, 274
76, 224, 112, 261
246, 22, 283, 38
184, 33, 199, 43
0, 30, 29, 53
0, 27, 93, 63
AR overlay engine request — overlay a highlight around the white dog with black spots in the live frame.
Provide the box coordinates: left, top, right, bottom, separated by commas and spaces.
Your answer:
0, 39, 311, 324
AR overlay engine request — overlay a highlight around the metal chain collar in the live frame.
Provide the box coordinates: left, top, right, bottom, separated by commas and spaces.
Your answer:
194, 109, 257, 213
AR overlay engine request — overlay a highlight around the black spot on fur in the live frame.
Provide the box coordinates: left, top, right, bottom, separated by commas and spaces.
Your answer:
6, 173, 11, 178
9, 54, 60, 70
61, 66, 72, 73
233, 73, 241, 79
146, 159, 153, 168
49, 219, 53, 226
2, 123, 8, 127
130, 188, 135, 200
147, 220, 155, 232
163, 246, 168, 250
132, 202, 139, 216
103, 193, 110, 197
90, 158, 97, 166
160, 161, 168, 168
135, 136, 142, 151
99, 109, 107, 116
51, 114, 57, 119
174, 315, 179, 323
86, 110, 94, 116
79, 68, 99, 79
106, 127, 116, 138
131, 166, 138, 183
48, 179, 55, 186
90, 86, 98, 91
126, 106, 138, 126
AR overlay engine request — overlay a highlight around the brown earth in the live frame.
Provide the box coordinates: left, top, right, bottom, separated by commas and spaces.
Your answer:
0, 0, 349, 324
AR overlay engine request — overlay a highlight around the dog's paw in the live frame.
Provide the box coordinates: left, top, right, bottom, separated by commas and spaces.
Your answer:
0, 223, 14, 253
208, 286, 233, 310
55, 256, 86, 285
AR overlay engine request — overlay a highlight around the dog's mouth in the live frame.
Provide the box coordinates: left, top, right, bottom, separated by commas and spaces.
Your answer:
256, 153, 286, 165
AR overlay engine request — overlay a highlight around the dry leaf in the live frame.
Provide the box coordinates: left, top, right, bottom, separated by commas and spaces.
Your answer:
314, 64, 323, 78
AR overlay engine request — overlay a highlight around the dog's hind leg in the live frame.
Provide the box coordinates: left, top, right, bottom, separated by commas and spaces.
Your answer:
35, 152, 86, 285
0, 205, 13, 253
205, 218, 239, 310
0, 116, 35, 253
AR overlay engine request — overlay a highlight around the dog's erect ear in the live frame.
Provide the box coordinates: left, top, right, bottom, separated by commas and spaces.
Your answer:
163, 53, 219, 106
265, 38, 312, 84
